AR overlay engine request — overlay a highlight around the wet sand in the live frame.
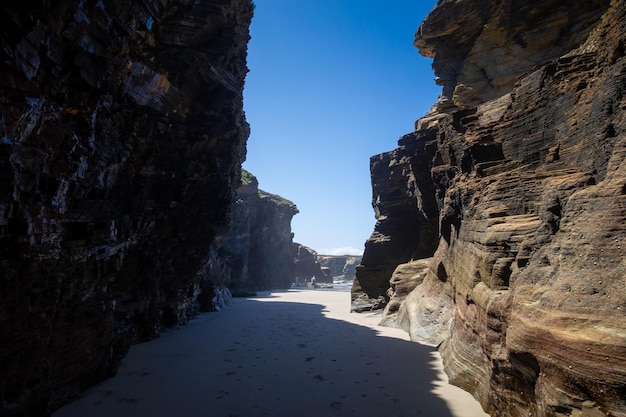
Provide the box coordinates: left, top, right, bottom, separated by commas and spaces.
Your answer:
53, 289, 488, 417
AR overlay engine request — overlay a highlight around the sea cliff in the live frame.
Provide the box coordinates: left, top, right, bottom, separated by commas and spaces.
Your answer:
0, 1, 253, 415
353, 1, 626, 416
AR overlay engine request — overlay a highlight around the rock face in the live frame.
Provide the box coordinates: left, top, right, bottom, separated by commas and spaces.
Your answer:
317, 255, 362, 282
354, 1, 626, 416
291, 251, 362, 285
205, 171, 299, 298
0, 1, 253, 415
351, 131, 440, 311
292, 244, 325, 284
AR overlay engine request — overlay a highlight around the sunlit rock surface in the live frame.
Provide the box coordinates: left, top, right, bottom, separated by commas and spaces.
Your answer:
354, 0, 626, 415
0, 0, 253, 415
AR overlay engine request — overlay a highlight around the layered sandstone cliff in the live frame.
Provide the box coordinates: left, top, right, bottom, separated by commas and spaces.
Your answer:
354, 0, 625, 416
0, 0, 253, 415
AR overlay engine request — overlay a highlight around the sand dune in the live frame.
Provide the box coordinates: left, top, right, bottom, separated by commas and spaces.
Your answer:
54, 289, 488, 417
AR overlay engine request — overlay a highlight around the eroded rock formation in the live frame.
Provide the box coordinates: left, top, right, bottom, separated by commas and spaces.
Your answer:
204, 170, 298, 298
292, 243, 325, 284
354, 0, 626, 416
292, 250, 362, 285
0, 0, 253, 415
317, 255, 361, 282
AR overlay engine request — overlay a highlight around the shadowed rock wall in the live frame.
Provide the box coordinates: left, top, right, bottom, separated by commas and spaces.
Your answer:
0, 0, 253, 415
354, 0, 626, 416
204, 172, 299, 298
292, 244, 325, 284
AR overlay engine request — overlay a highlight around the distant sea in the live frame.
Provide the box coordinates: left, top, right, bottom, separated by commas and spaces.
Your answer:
291, 279, 352, 292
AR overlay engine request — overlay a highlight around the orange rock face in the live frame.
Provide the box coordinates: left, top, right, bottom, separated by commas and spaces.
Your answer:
355, 1, 626, 415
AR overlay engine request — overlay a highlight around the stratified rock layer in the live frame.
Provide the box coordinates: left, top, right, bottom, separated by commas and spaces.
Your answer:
0, 1, 253, 415
354, 1, 625, 416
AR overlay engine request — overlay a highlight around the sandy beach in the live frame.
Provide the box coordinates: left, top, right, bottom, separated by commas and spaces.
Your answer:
53, 289, 488, 417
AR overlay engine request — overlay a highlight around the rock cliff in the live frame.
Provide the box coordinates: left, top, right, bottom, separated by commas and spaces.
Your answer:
317, 255, 361, 282
204, 170, 298, 298
354, 0, 626, 416
0, 0, 253, 415
292, 250, 361, 285
292, 243, 325, 284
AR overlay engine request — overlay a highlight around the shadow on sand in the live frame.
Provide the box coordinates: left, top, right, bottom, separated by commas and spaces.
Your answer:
54, 291, 461, 417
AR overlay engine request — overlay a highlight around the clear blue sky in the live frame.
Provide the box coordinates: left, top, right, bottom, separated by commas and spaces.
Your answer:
243, 0, 440, 256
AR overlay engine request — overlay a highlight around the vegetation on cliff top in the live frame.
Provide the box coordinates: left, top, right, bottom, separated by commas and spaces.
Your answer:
242, 169, 296, 208
259, 189, 297, 209
241, 168, 257, 185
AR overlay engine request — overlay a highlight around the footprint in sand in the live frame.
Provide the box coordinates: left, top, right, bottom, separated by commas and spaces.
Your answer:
330, 401, 343, 410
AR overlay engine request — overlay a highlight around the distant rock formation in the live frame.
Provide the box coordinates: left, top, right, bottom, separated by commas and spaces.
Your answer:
292, 243, 325, 284
353, 0, 625, 416
203, 170, 298, 299
0, 0, 253, 415
317, 255, 362, 282
291, 249, 362, 285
